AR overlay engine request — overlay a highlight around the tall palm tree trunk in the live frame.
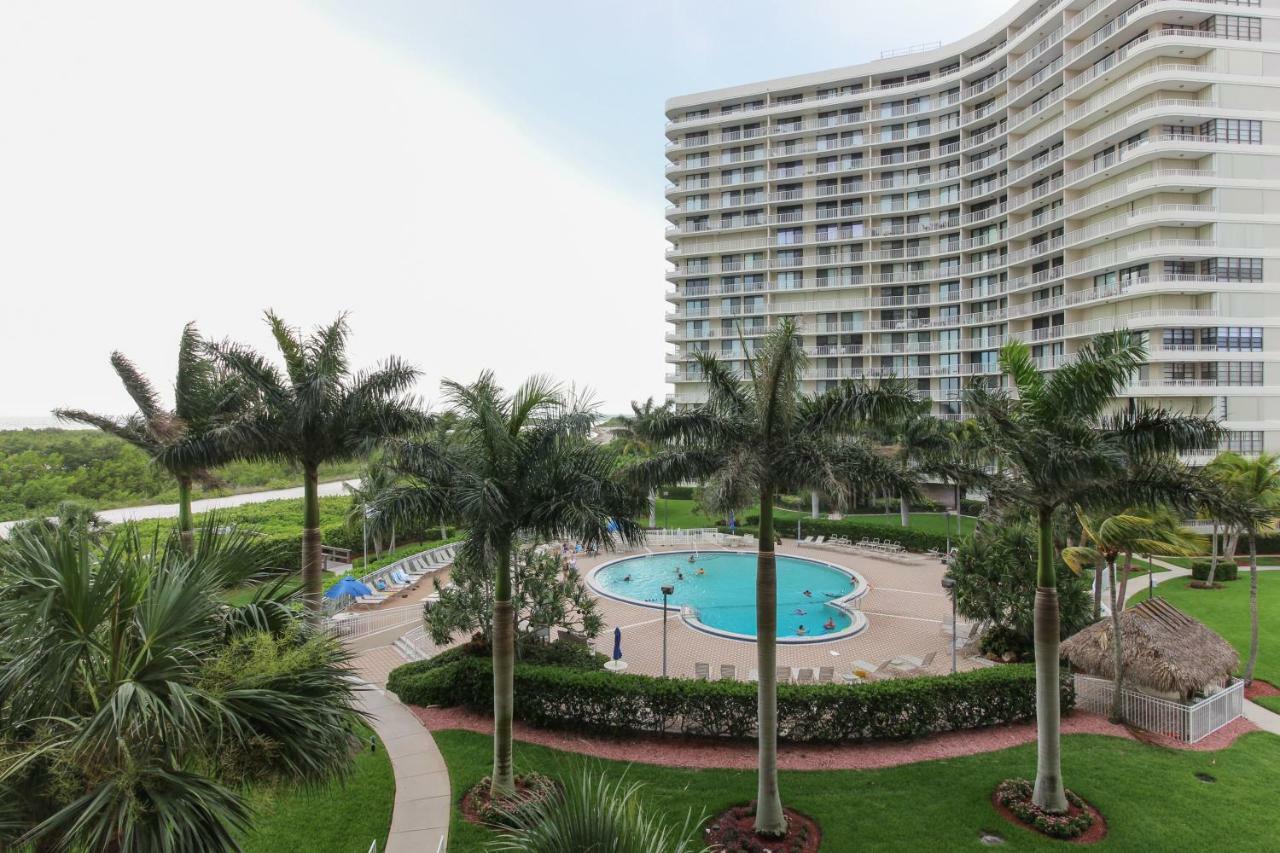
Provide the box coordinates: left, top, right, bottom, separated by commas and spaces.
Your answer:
1091, 559, 1103, 621
1245, 532, 1260, 684
753, 491, 785, 836
1032, 506, 1068, 813
811, 490, 819, 519
1207, 522, 1220, 587
491, 539, 516, 797
649, 489, 657, 528
177, 474, 194, 555
899, 494, 910, 528
301, 465, 323, 619
1106, 555, 1124, 723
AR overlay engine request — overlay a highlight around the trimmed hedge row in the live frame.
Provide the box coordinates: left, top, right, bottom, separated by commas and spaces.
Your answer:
386, 657, 1072, 744
734, 516, 952, 553
1190, 558, 1240, 582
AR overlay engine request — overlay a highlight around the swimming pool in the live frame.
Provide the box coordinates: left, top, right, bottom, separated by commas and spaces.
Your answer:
589, 550, 868, 643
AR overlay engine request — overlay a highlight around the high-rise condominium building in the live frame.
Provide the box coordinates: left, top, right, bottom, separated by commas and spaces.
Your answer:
665, 0, 1280, 459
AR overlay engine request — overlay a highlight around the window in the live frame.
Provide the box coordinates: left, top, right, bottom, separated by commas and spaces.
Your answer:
1204, 257, 1263, 281
1162, 328, 1196, 348
1202, 14, 1262, 39
1222, 431, 1264, 454
1204, 327, 1263, 351
1200, 119, 1262, 144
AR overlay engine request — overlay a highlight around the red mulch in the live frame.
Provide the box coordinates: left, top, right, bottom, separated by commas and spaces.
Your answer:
705, 804, 821, 852
408, 705, 1260, 771
1246, 680, 1280, 700
990, 790, 1108, 845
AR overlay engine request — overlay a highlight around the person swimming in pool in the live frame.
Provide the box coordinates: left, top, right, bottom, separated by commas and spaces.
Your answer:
688, 553, 697, 563
623, 574, 632, 582
802, 589, 813, 597
696, 567, 705, 576
677, 569, 684, 581
796, 625, 807, 636
793, 608, 807, 616
823, 617, 836, 631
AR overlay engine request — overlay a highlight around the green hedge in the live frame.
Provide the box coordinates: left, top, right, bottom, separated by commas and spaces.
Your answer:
387, 658, 1072, 744
734, 516, 951, 553
1190, 558, 1240, 582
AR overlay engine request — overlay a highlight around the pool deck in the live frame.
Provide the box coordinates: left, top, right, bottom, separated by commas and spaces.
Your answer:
576, 541, 968, 680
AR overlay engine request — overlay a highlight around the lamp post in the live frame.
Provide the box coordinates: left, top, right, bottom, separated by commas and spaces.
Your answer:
362, 504, 379, 571
661, 584, 674, 677
941, 576, 957, 674
663, 490, 670, 530
945, 510, 951, 557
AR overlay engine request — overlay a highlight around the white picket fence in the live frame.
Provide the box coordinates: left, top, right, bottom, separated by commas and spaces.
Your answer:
1073, 674, 1243, 742
641, 528, 751, 549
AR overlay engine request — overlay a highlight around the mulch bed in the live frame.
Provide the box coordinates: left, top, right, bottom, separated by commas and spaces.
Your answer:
988, 788, 1111, 840
459, 773, 556, 828
410, 705, 1257, 771
1245, 679, 1280, 701
990, 788, 1108, 844
705, 803, 821, 853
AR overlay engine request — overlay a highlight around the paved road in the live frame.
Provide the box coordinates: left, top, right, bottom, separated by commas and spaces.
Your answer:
0, 478, 360, 537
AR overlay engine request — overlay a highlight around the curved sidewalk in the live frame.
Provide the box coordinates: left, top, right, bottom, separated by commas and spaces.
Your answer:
357, 683, 450, 853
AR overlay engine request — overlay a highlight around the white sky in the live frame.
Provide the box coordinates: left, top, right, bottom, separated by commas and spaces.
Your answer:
0, 0, 1009, 418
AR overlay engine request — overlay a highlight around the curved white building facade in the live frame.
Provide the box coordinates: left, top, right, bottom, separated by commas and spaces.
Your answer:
665, 0, 1280, 456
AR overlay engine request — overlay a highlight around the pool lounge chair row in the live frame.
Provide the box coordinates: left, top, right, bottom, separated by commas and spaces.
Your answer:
355, 544, 457, 605
796, 534, 915, 561
692, 654, 940, 685
692, 663, 838, 684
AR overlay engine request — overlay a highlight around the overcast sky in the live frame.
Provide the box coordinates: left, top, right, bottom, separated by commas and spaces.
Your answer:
0, 0, 1009, 418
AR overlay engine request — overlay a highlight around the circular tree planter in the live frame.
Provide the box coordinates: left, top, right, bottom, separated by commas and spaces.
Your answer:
461, 772, 558, 828
705, 803, 822, 853
991, 779, 1106, 844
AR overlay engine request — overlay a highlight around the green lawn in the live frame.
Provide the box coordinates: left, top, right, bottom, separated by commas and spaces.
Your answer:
1137, 571, 1280, 699
434, 729, 1280, 851
1158, 555, 1280, 569
239, 725, 394, 853
645, 499, 977, 537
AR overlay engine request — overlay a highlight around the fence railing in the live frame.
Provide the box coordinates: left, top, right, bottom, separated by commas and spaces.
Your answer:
1073, 674, 1243, 742
321, 604, 422, 641
639, 528, 750, 549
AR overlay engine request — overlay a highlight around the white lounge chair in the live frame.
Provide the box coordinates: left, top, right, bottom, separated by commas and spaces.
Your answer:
818, 666, 835, 683
796, 668, 814, 684
775, 665, 791, 684
720, 664, 737, 681
694, 662, 710, 680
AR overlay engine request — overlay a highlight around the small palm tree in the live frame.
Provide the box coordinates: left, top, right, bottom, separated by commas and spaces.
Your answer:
967, 330, 1220, 812
377, 372, 645, 798
207, 312, 424, 616
0, 519, 362, 852
1063, 506, 1204, 720
631, 318, 915, 836
614, 398, 666, 527
345, 456, 402, 563
882, 403, 951, 527
55, 323, 245, 551
1205, 451, 1280, 683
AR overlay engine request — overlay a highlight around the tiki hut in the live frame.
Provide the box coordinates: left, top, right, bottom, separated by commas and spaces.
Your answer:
1060, 598, 1239, 702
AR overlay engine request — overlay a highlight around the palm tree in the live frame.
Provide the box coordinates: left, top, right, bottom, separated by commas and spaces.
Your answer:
0, 519, 362, 852
345, 456, 402, 564
1063, 505, 1204, 721
631, 319, 915, 836
967, 330, 1220, 812
883, 403, 951, 527
1205, 451, 1280, 683
377, 372, 645, 798
203, 312, 424, 616
54, 323, 245, 552
614, 397, 667, 527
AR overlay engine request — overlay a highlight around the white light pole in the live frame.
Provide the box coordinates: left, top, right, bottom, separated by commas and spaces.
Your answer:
941, 576, 957, 674
661, 584, 674, 677
363, 505, 378, 571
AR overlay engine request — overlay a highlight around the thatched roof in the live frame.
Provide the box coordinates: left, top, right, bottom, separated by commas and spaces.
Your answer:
1060, 598, 1238, 698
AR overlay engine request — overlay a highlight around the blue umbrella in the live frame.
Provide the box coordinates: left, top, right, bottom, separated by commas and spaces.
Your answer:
612, 626, 623, 661
324, 577, 373, 600
606, 517, 619, 533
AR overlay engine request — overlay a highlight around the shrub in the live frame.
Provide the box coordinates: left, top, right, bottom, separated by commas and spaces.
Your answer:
387, 659, 1073, 744
1190, 558, 1239, 582
994, 778, 1094, 839
736, 516, 952, 552
486, 770, 708, 853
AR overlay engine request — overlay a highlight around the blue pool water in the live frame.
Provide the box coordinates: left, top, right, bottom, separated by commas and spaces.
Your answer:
591, 551, 861, 641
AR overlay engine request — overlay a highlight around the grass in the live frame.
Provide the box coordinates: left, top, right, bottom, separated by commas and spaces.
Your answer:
433, 728, 1280, 851
645, 499, 978, 537
1137, 570, 1280, 692
238, 724, 394, 853
1157, 555, 1280, 569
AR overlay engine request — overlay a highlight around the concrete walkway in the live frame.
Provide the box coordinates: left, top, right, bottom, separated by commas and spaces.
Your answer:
357, 682, 450, 853
0, 478, 359, 536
